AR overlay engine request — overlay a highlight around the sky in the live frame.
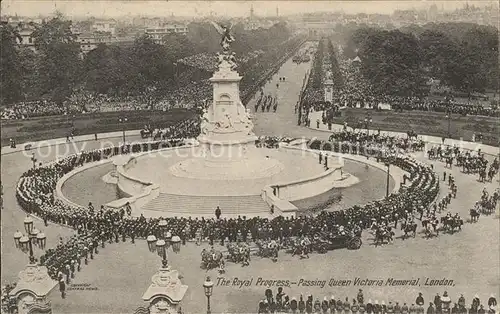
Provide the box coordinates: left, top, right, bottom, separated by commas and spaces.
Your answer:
1, 0, 497, 19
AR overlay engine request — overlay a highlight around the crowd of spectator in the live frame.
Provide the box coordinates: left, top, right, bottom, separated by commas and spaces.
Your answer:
299, 59, 500, 123
1, 38, 303, 121
257, 288, 497, 314
1, 100, 67, 120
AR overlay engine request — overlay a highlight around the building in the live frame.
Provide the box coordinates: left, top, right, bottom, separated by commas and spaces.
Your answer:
145, 24, 188, 44
3, 21, 38, 51
17, 26, 36, 51
91, 19, 117, 36
76, 31, 114, 54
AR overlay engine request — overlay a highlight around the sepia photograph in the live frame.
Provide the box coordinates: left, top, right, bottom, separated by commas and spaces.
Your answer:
0, 0, 499, 313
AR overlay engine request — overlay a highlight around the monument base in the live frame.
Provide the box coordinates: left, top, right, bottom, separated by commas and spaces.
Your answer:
170, 134, 286, 180
169, 154, 284, 180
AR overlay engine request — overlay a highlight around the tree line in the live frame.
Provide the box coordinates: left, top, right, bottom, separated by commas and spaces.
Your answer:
310, 39, 325, 89
327, 39, 343, 90
342, 23, 499, 97
0, 16, 292, 106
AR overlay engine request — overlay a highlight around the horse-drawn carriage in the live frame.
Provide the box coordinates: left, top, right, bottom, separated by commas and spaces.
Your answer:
284, 233, 362, 256
324, 233, 362, 250
140, 128, 153, 139
226, 243, 251, 265
200, 249, 223, 270
256, 240, 279, 261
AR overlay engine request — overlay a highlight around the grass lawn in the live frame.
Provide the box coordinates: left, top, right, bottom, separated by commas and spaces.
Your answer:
332, 108, 499, 146
0, 109, 196, 146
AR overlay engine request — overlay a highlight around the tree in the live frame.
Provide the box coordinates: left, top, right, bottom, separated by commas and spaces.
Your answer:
0, 23, 24, 104
127, 36, 174, 94
18, 47, 41, 100
31, 16, 81, 104
358, 29, 426, 96
311, 39, 325, 89
419, 30, 458, 79
161, 33, 197, 61
460, 25, 498, 92
83, 44, 125, 95
31, 16, 77, 51
327, 39, 343, 90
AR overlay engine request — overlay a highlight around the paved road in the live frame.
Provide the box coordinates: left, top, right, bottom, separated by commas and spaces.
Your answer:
1, 49, 499, 313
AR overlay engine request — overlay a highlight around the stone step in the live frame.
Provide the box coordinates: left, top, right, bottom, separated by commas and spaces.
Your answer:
141, 193, 275, 218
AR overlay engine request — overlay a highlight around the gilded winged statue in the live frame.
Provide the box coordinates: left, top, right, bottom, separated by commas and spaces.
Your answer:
211, 21, 235, 52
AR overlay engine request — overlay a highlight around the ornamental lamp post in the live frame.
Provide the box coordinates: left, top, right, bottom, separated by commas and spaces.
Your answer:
158, 219, 168, 238
165, 231, 172, 249
364, 114, 372, 135
30, 228, 39, 247
15, 217, 47, 265
385, 162, 391, 197
171, 236, 181, 253
118, 117, 128, 145
30, 153, 37, 170
147, 235, 157, 253
445, 111, 451, 139
147, 219, 180, 268
30, 154, 38, 205
37, 232, 47, 250
14, 230, 23, 248
203, 276, 214, 314
10, 216, 55, 307
156, 239, 169, 268
19, 236, 30, 253
24, 215, 34, 234
156, 239, 166, 258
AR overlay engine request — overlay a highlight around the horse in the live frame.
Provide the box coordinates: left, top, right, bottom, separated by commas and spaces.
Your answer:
440, 216, 463, 233
153, 131, 162, 141
478, 169, 487, 182
256, 240, 279, 260
407, 130, 418, 140
227, 243, 251, 265
445, 157, 454, 168
487, 168, 496, 182
427, 148, 437, 160
411, 140, 425, 152
422, 219, 436, 238
311, 238, 329, 254
289, 237, 311, 258
374, 227, 394, 246
200, 249, 223, 270
480, 199, 494, 215
140, 129, 151, 139
401, 221, 417, 239
469, 208, 480, 222
421, 218, 431, 230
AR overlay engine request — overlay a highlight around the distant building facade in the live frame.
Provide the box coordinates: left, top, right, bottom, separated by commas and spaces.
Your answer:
91, 19, 117, 36
75, 31, 114, 54
145, 24, 188, 44
17, 25, 37, 51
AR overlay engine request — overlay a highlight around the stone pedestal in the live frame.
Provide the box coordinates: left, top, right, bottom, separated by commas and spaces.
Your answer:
142, 265, 188, 314
176, 57, 285, 181
10, 264, 57, 314
324, 79, 334, 103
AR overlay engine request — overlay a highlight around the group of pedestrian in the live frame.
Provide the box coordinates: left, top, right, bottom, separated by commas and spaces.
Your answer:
257, 289, 498, 314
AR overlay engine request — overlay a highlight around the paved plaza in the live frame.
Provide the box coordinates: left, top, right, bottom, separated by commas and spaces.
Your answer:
1, 54, 499, 313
